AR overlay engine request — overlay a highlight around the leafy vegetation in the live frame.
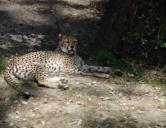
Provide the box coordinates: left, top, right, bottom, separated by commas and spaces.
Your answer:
154, 78, 166, 88
95, 50, 142, 75
121, 0, 166, 66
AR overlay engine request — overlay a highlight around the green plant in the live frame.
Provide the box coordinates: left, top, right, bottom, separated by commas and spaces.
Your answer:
154, 78, 166, 88
135, 70, 145, 78
96, 50, 134, 73
121, 0, 166, 65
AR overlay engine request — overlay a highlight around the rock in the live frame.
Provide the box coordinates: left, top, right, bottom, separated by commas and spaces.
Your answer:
43, 98, 48, 104
22, 101, 28, 105
23, 35, 29, 40
76, 82, 80, 85
60, 79, 68, 84
58, 85, 69, 90
127, 73, 134, 77
92, 81, 97, 84
16, 111, 20, 114
41, 121, 45, 125
33, 107, 39, 111
15, 115, 20, 119
37, 34, 45, 39
76, 101, 81, 105
88, 83, 93, 85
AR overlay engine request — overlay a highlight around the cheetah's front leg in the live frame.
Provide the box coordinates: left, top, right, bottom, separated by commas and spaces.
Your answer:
35, 68, 68, 89
38, 77, 68, 89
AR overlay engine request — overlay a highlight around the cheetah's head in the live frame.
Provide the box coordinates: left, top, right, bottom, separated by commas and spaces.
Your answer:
59, 34, 77, 55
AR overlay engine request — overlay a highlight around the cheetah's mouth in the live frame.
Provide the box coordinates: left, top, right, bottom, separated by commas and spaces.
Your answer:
68, 50, 74, 55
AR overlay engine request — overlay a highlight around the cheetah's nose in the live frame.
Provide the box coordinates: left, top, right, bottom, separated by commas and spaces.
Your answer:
71, 46, 74, 49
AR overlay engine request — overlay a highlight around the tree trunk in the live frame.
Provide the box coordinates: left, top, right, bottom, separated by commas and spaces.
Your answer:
96, 0, 132, 53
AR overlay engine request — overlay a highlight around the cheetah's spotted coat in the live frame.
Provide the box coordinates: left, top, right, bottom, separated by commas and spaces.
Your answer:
4, 35, 110, 96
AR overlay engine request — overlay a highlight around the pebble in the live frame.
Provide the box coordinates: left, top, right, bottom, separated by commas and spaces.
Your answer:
67, 100, 73, 105
41, 121, 45, 125
34, 107, 39, 111
5, 97, 10, 102
9, 122, 14, 126
76, 82, 80, 85
37, 35, 45, 39
92, 81, 97, 84
14, 100, 19, 103
127, 73, 134, 77
77, 119, 82, 126
22, 101, 28, 105
76, 101, 81, 105
43, 98, 48, 104
15, 115, 20, 119
88, 83, 93, 85
22, 118, 27, 121
16, 111, 20, 114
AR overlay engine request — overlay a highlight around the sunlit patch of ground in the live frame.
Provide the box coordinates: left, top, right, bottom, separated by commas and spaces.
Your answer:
0, 74, 166, 128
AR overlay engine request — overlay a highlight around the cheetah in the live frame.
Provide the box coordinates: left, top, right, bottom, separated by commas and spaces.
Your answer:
4, 34, 111, 96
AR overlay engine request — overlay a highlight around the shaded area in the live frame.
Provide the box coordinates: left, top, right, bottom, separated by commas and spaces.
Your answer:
95, 0, 130, 51
81, 117, 137, 128
0, 2, 100, 58
0, 94, 20, 128
95, 0, 166, 66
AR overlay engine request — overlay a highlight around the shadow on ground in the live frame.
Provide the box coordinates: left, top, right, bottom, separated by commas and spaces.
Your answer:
81, 117, 137, 128
0, 94, 20, 128
0, 1, 100, 57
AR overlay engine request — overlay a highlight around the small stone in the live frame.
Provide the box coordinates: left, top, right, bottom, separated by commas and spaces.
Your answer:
34, 107, 39, 111
22, 101, 28, 105
76, 82, 80, 85
76, 101, 81, 105
88, 97, 92, 101
76, 94, 82, 98
58, 85, 69, 90
14, 100, 19, 103
69, 100, 73, 103
43, 99, 48, 104
77, 119, 82, 126
37, 35, 45, 39
23, 35, 29, 40
23, 118, 27, 121
5, 97, 10, 102
101, 97, 110, 101
9, 122, 14, 126
41, 121, 45, 125
128, 73, 134, 77
92, 81, 97, 84
16, 111, 20, 114
60, 79, 68, 84
88, 83, 93, 85
15, 115, 20, 119
31, 34, 35, 37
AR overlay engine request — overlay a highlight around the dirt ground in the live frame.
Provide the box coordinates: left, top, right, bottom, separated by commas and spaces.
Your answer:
0, 0, 166, 128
